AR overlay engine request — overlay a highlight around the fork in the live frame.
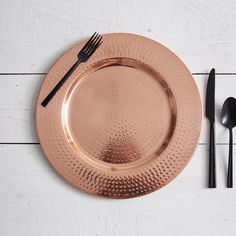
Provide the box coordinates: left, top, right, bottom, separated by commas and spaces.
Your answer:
41, 32, 103, 107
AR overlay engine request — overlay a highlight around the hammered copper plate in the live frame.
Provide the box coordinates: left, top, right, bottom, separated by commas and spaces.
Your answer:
36, 33, 202, 199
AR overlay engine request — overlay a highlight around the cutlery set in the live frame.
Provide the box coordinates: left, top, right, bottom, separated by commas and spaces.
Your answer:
206, 69, 236, 188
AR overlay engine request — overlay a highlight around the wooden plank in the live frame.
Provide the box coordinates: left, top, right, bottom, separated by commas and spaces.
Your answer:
0, 74, 236, 143
0, 0, 236, 73
0, 144, 235, 236
0, 75, 41, 143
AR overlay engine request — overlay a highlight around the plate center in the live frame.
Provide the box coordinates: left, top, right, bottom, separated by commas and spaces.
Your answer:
64, 58, 176, 166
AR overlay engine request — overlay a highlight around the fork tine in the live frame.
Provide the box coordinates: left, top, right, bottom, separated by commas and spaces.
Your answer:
88, 40, 103, 57
84, 34, 101, 54
81, 32, 97, 52
87, 39, 102, 56
87, 36, 102, 55
80, 32, 97, 52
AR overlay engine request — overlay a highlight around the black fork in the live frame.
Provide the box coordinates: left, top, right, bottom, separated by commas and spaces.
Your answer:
41, 32, 103, 107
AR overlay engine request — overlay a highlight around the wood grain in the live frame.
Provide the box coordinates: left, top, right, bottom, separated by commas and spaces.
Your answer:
0, 144, 236, 236
0, 0, 236, 73
1, 0, 236, 235
0, 74, 235, 144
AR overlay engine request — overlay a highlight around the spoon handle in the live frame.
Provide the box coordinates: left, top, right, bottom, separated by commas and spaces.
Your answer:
227, 128, 233, 188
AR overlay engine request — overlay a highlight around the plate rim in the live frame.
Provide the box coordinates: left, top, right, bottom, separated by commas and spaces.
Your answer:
35, 32, 202, 199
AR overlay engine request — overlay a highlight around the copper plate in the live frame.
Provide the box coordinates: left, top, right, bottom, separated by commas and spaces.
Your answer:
36, 33, 202, 199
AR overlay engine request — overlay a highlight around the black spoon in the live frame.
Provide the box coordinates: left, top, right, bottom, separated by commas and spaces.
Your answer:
221, 97, 236, 188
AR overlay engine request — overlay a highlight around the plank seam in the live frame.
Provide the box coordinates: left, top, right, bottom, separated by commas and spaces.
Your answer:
0, 73, 236, 76
0, 142, 235, 145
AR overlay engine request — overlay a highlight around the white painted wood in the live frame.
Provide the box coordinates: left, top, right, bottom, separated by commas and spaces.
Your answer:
0, 0, 236, 73
0, 74, 236, 144
1, 0, 236, 235
0, 144, 236, 236
0, 75, 41, 143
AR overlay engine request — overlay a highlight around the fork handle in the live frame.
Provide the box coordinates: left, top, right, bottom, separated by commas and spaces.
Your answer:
41, 59, 81, 107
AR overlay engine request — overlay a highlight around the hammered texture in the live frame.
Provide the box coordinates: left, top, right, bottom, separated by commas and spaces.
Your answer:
67, 59, 174, 166
36, 33, 202, 199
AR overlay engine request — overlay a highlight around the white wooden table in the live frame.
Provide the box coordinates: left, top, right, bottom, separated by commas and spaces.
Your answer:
1, 0, 236, 235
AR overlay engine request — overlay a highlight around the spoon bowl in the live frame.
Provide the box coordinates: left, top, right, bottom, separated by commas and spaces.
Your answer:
221, 97, 236, 188
221, 97, 236, 129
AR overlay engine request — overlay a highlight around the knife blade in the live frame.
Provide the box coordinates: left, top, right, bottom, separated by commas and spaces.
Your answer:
205, 68, 216, 188
206, 69, 215, 122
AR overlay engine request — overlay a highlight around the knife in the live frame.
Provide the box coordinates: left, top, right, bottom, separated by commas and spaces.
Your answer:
206, 68, 216, 188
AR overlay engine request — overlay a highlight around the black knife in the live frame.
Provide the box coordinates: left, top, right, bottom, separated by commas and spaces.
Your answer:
206, 68, 216, 188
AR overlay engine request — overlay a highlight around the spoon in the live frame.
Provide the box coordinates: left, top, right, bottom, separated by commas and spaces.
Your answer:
221, 97, 236, 188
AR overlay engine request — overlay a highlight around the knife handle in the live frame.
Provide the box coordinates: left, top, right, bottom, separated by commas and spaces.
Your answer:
209, 122, 216, 188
